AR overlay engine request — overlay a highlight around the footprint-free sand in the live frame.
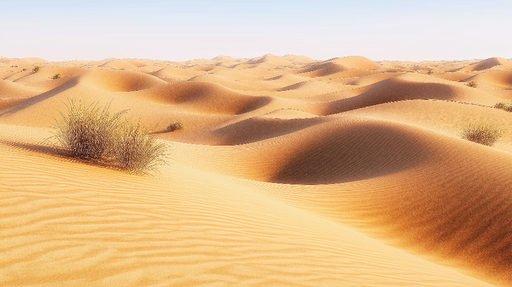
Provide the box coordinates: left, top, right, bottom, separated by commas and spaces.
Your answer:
2, 55, 512, 286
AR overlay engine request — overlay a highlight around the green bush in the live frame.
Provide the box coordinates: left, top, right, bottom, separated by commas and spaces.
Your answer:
51, 99, 167, 174
461, 123, 502, 146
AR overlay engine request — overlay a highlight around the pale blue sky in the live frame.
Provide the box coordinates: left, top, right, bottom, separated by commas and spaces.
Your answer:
1, 0, 511, 61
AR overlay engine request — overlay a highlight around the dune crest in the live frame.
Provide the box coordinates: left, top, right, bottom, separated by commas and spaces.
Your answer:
459, 57, 512, 71
327, 56, 381, 70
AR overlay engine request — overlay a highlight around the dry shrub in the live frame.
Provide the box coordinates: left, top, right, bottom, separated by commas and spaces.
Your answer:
51, 73, 62, 80
494, 102, 512, 112
114, 121, 167, 174
461, 123, 502, 146
33, 66, 40, 73
51, 99, 167, 174
166, 122, 184, 132
466, 81, 478, 88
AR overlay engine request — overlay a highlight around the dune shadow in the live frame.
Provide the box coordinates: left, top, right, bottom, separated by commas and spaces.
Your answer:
0, 78, 78, 116
270, 122, 432, 184
323, 80, 460, 115
0, 138, 117, 170
0, 138, 62, 155
212, 117, 325, 145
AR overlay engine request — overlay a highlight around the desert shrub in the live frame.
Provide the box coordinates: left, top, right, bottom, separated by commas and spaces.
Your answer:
466, 81, 478, 88
493, 102, 512, 112
113, 121, 167, 174
33, 66, 40, 73
52, 99, 127, 160
427, 70, 434, 75
461, 123, 502, 146
51, 99, 167, 174
51, 73, 62, 80
166, 122, 184, 132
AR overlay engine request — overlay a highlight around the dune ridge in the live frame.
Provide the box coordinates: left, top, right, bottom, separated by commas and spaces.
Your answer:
1, 54, 512, 286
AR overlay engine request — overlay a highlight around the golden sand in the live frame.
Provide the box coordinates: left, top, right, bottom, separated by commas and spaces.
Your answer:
2, 55, 512, 286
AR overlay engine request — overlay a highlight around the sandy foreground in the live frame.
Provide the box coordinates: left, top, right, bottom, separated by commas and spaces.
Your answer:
1, 54, 512, 286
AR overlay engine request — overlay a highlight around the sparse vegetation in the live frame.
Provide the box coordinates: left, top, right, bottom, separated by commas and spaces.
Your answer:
51, 73, 62, 80
427, 70, 434, 75
32, 66, 40, 73
493, 102, 512, 112
113, 120, 167, 174
466, 81, 478, 88
461, 123, 502, 146
51, 99, 167, 174
166, 122, 184, 132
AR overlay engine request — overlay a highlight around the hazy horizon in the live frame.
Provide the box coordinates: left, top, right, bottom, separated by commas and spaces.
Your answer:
2, 0, 511, 62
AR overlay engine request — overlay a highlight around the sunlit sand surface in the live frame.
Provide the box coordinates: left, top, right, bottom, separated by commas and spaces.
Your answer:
2, 54, 512, 286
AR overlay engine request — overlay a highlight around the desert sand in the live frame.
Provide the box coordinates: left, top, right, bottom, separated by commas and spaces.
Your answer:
1, 54, 512, 286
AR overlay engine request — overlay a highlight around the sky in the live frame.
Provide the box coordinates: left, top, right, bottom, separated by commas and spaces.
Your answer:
1, 0, 511, 61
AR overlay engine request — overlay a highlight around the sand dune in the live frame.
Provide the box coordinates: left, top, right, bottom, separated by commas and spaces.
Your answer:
464, 70, 512, 90
283, 54, 316, 63
129, 81, 274, 115
0, 79, 43, 99
188, 74, 272, 91
323, 73, 502, 115
0, 129, 493, 287
433, 71, 474, 82
100, 59, 140, 69
76, 70, 167, 92
334, 71, 405, 86
151, 66, 202, 81
278, 80, 338, 93
3, 57, 48, 67
212, 55, 238, 62
1, 54, 512, 286
326, 56, 382, 70
459, 57, 512, 72
123, 58, 149, 67
10, 66, 89, 91
300, 62, 350, 77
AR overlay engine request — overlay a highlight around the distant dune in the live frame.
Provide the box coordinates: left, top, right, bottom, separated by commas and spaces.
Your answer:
2, 55, 512, 286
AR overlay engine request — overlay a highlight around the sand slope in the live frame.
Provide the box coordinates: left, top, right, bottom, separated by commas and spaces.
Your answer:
0, 125, 494, 287
459, 57, 512, 72
1, 54, 512, 286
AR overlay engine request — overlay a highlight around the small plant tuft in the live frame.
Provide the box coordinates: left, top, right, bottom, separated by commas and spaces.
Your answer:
33, 66, 41, 73
166, 122, 184, 132
493, 102, 512, 112
461, 123, 502, 146
51, 73, 62, 80
466, 81, 478, 88
51, 99, 167, 174
114, 120, 167, 174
